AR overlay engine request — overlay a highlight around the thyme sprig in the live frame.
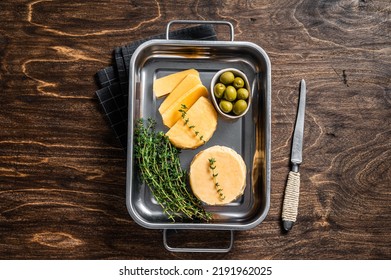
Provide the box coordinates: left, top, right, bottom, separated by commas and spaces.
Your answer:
134, 118, 212, 222
208, 158, 226, 201
178, 104, 206, 144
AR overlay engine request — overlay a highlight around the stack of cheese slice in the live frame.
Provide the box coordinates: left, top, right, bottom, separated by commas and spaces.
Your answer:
154, 69, 218, 149
189, 145, 247, 205
159, 74, 208, 128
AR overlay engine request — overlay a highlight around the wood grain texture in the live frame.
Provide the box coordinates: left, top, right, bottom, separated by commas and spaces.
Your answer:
0, 0, 390, 259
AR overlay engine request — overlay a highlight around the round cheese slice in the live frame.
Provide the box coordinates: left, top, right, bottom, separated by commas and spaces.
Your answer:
189, 145, 246, 205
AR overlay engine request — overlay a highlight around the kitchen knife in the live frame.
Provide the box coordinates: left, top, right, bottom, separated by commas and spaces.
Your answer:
282, 79, 306, 231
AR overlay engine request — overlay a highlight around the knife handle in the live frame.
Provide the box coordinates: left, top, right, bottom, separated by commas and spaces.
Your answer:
282, 171, 300, 231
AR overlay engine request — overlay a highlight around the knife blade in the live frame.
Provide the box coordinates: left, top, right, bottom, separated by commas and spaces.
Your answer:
282, 79, 306, 231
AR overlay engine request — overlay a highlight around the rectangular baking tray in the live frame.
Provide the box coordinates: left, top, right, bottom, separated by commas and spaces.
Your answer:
126, 23, 271, 232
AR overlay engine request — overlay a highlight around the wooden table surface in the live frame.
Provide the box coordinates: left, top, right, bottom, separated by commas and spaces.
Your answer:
1, 0, 390, 260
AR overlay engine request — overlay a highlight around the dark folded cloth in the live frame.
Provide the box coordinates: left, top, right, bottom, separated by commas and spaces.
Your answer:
95, 24, 217, 150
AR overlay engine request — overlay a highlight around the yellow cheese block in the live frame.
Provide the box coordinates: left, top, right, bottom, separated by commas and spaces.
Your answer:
166, 96, 217, 149
158, 74, 202, 114
161, 84, 208, 128
153, 69, 199, 98
189, 146, 246, 205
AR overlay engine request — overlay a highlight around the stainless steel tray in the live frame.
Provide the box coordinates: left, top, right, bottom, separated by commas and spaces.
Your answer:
126, 20, 271, 252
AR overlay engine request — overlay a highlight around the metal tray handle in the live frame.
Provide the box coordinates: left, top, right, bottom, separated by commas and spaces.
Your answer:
163, 229, 234, 253
166, 20, 235, 41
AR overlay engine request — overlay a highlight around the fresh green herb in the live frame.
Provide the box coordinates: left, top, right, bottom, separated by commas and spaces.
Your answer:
134, 118, 212, 222
178, 104, 206, 144
208, 158, 225, 201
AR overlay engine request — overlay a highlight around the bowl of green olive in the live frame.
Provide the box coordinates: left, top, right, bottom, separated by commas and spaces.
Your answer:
210, 68, 251, 120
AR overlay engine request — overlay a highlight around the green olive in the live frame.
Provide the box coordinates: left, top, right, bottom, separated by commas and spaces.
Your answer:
233, 100, 248, 116
219, 71, 235, 85
224, 86, 237, 101
219, 100, 233, 113
233, 77, 245, 89
214, 83, 226, 99
237, 88, 249, 100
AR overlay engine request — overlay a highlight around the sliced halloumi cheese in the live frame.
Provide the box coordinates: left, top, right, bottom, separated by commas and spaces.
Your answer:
153, 69, 199, 98
161, 84, 208, 128
166, 96, 217, 149
189, 145, 246, 205
158, 74, 202, 114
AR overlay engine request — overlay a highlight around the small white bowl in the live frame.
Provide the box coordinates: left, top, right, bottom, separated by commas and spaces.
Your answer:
210, 68, 251, 120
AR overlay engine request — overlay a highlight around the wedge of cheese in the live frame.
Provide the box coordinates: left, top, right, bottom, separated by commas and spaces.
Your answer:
189, 146, 246, 205
161, 84, 208, 128
153, 69, 199, 98
166, 96, 217, 149
158, 74, 202, 114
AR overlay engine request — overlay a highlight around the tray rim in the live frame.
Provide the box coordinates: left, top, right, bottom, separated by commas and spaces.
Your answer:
126, 38, 271, 231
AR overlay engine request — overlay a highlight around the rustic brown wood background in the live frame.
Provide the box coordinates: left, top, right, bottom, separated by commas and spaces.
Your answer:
0, 0, 390, 260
